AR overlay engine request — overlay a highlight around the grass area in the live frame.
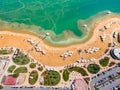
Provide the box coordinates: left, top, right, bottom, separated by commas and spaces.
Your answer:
7, 65, 16, 73
87, 64, 100, 74
12, 73, 19, 78
14, 67, 28, 74
68, 66, 88, 76
0, 49, 13, 54
29, 70, 38, 85
99, 57, 110, 67
62, 66, 88, 81
63, 69, 69, 81
42, 70, 60, 86
29, 63, 36, 68
13, 51, 30, 65
9, 73, 19, 78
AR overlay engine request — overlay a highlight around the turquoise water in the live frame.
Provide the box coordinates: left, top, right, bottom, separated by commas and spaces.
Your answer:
0, 0, 120, 36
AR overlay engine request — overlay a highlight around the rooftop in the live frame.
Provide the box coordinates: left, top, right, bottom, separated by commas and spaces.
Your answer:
3, 76, 17, 85
113, 48, 120, 59
72, 78, 89, 90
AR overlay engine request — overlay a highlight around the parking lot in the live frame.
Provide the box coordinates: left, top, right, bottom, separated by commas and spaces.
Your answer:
90, 65, 120, 90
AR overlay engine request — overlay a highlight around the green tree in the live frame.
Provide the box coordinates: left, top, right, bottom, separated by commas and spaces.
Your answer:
0, 85, 3, 89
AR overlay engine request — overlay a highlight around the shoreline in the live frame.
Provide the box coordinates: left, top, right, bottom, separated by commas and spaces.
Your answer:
0, 11, 119, 47
0, 15, 120, 66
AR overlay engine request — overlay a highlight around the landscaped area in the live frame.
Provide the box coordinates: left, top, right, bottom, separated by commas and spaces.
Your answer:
68, 66, 88, 76
7, 65, 16, 73
99, 57, 110, 67
87, 64, 100, 74
14, 67, 28, 74
62, 66, 88, 81
29, 70, 38, 85
10, 73, 19, 78
29, 63, 36, 68
13, 51, 30, 65
42, 70, 60, 86
0, 49, 13, 54
63, 69, 69, 81
37, 66, 43, 71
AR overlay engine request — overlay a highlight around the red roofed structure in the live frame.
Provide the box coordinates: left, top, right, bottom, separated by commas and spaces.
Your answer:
3, 76, 17, 85
72, 78, 89, 90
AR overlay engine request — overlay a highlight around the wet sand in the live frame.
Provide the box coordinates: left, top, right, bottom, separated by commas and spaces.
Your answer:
0, 16, 120, 66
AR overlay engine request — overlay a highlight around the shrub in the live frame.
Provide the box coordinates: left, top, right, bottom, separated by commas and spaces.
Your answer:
68, 66, 88, 76
29, 70, 38, 85
87, 64, 100, 74
109, 62, 116, 67
13, 51, 30, 65
41, 70, 61, 86
14, 67, 28, 74
7, 65, 16, 73
99, 57, 109, 67
0, 49, 13, 54
62, 66, 88, 82
37, 66, 43, 71
29, 63, 36, 68
9, 73, 19, 78
63, 70, 69, 81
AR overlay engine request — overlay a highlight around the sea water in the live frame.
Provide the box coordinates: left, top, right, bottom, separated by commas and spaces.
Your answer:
0, 0, 120, 45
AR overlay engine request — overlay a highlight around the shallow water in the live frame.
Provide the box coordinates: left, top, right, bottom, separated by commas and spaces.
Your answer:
0, 0, 120, 45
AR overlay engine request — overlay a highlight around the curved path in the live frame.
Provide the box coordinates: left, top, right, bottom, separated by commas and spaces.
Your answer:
0, 15, 120, 66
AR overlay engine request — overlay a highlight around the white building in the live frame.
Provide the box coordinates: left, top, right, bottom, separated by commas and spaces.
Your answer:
110, 48, 120, 60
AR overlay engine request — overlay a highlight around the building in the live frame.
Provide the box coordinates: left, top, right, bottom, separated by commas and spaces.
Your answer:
3, 76, 17, 85
71, 78, 89, 90
110, 48, 120, 60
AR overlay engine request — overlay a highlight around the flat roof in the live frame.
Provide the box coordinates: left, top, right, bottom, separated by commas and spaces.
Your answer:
72, 78, 89, 90
113, 48, 120, 59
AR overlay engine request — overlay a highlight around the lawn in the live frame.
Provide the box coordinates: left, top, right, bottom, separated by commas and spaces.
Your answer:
68, 66, 88, 76
62, 66, 88, 81
99, 57, 110, 67
29, 70, 38, 85
14, 67, 28, 74
29, 63, 36, 68
13, 51, 30, 65
42, 70, 61, 86
7, 65, 16, 73
63, 69, 69, 81
0, 49, 13, 54
87, 64, 100, 74
11, 73, 19, 78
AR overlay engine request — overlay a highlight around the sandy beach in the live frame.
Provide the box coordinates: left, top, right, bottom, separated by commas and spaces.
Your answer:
0, 16, 120, 66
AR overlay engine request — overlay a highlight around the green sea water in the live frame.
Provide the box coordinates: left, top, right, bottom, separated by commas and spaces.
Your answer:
0, 0, 120, 45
